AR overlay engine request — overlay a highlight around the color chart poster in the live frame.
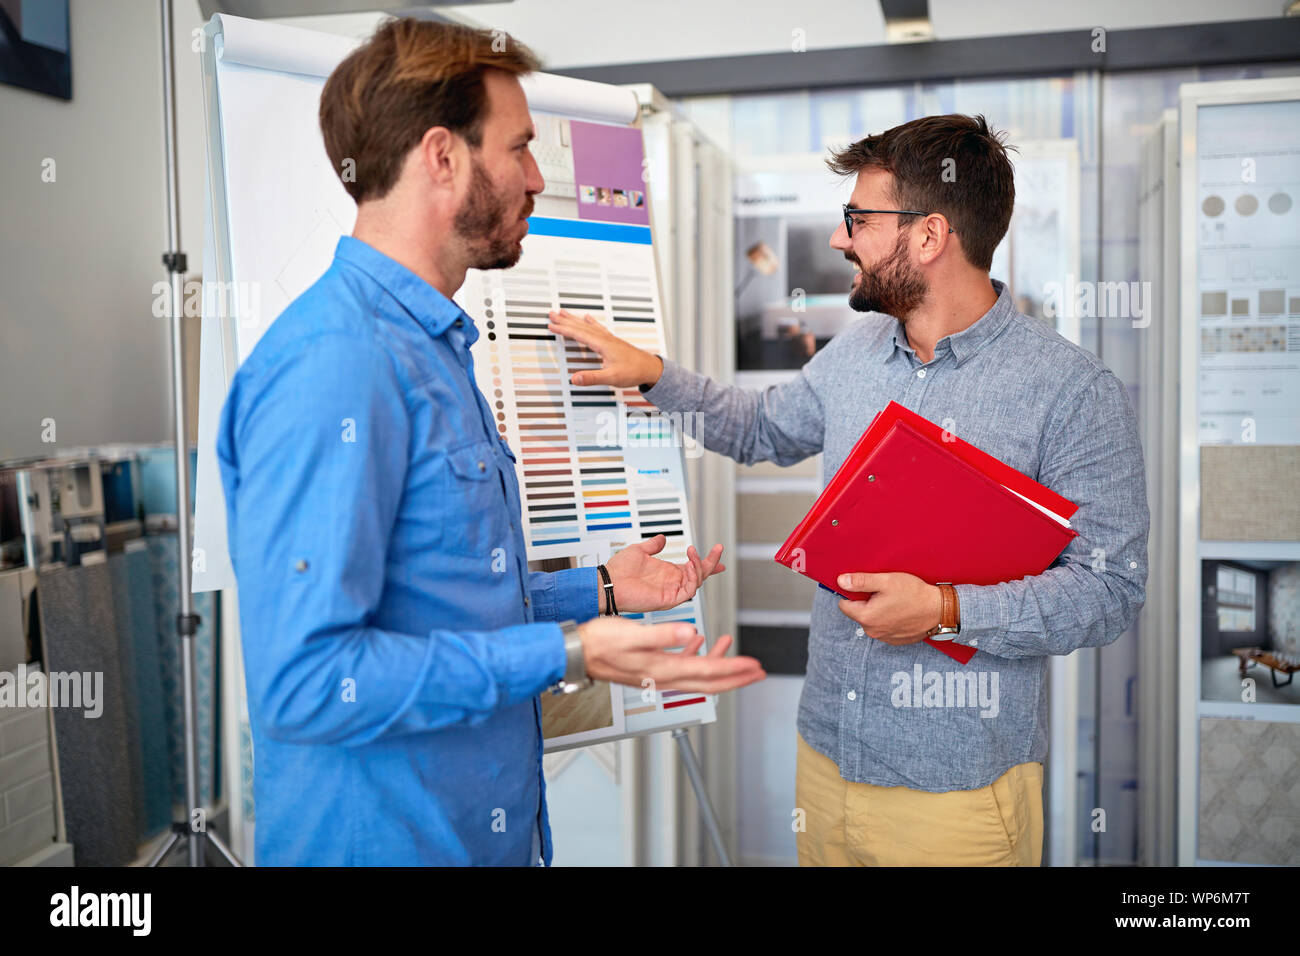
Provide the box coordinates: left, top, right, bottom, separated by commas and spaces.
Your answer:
458, 175, 715, 743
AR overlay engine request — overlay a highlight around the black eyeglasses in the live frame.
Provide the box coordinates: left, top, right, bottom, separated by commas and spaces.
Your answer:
843, 205, 955, 238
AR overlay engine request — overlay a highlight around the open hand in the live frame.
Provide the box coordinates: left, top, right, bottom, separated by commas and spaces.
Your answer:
579, 620, 764, 693
605, 534, 725, 613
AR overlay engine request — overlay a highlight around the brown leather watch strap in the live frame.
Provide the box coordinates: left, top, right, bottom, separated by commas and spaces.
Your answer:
925, 583, 960, 637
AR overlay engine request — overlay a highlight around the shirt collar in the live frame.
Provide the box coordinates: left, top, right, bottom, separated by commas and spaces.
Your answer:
889, 277, 1014, 366
333, 235, 476, 344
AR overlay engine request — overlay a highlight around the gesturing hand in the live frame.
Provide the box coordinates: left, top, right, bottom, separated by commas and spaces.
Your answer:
548, 309, 664, 388
578, 620, 764, 694
605, 534, 725, 613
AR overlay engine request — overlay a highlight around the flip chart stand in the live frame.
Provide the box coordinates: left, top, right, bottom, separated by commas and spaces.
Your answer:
146, 0, 241, 869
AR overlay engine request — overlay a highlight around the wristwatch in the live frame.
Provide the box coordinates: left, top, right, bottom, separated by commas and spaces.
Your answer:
925, 583, 961, 639
549, 620, 593, 695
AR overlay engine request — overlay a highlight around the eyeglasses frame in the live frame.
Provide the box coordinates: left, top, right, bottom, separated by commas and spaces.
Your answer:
842, 205, 955, 238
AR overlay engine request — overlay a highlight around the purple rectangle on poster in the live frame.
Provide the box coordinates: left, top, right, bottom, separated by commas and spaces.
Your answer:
569, 119, 650, 226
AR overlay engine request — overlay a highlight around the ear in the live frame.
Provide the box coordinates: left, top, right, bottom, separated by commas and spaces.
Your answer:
917, 214, 952, 264
417, 126, 462, 189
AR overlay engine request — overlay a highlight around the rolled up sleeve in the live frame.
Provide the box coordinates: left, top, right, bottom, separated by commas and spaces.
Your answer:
529, 567, 600, 623
949, 369, 1149, 659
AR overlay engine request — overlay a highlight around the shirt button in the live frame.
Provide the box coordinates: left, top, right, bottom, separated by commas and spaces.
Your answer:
524, 596, 530, 606
477, 460, 486, 472
917, 368, 926, 378
855, 626, 864, 637
970, 639, 978, 647
294, 559, 308, 572
846, 690, 857, 701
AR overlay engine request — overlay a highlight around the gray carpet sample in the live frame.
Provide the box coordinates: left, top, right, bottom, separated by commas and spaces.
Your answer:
110, 547, 173, 838
37, 561, 139, 866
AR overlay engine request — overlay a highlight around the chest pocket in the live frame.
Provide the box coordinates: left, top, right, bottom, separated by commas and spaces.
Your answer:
441, 440, 511, 560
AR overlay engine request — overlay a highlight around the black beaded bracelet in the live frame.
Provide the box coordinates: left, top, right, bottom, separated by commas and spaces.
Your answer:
597, 563, 618, 616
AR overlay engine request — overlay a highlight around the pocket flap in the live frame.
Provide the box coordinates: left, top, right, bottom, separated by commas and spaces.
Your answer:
446, 442, 495, 480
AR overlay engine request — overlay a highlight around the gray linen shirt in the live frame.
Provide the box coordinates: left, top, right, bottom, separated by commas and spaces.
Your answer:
643, 278, 1149, 791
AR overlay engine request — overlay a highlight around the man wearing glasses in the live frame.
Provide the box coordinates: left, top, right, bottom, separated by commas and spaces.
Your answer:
548, 112, 1149, 867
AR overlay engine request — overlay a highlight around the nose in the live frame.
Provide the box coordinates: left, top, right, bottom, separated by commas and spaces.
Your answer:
524, 148, 545, 196
829, 220, 851, 251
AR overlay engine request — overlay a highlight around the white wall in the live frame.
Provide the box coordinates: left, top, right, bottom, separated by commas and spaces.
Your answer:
438, 0, 1285, 69
0, 0, 212, 462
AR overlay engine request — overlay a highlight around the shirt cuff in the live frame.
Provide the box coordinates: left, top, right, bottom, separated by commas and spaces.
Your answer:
496, 621, 567, 697
951, 583, 1005, 655
638, 356, 696, 412
530, 566, 600, 623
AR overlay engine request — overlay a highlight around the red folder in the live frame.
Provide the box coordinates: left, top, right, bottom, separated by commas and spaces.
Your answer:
774, 401, 1079, 664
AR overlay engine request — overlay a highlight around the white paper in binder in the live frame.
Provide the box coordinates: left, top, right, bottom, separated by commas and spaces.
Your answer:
192, 14, 640, 593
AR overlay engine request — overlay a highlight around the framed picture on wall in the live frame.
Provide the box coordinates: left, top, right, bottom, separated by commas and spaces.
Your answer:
0, 0, 71, 100
1200, 558, 1300, 706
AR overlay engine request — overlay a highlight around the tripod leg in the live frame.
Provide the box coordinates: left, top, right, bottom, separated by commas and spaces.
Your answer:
145, 828, 183, 868
203, 828, 244, 867
672, 728, 733, 867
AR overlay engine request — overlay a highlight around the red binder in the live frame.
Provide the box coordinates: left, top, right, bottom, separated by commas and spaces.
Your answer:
774, 401, 1079, 664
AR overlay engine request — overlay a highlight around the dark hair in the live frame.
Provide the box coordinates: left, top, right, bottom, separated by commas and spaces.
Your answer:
319, 18, 540, 203
826, 114, 1016, 272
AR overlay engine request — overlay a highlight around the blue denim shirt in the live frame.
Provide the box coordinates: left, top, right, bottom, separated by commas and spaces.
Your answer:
644, 278, 1149, 791
217, 236, 599, 864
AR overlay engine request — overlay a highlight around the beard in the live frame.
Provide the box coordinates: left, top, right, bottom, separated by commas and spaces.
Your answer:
454, 159, 533, 270
847, 229, 928, 319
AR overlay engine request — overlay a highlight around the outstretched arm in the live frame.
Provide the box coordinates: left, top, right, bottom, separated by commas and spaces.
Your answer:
548, 309, 829, 466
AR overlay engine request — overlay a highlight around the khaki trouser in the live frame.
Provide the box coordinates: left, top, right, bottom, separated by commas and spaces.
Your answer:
795, 733, 1044, 866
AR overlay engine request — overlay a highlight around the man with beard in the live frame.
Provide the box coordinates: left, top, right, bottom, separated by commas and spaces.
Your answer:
547, 114, 1148, 866
216, 19, 764, 866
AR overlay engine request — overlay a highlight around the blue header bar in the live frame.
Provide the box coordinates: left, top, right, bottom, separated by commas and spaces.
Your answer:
525, 217, 652, 245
